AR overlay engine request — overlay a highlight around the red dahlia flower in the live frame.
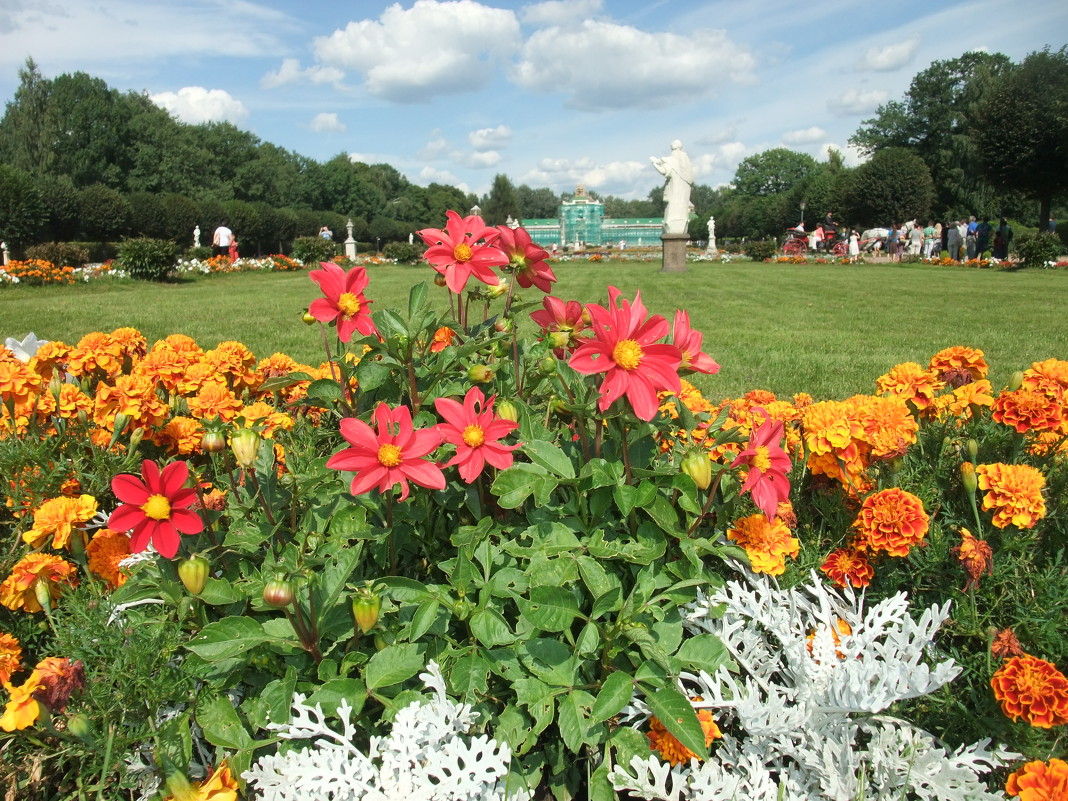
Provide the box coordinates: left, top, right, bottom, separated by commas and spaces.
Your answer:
327, 403, 445, 501
496, 225, 556, 293
108, 460, 204, 559
530, 295, 588, 355
417, 211, 507, 294
434, 386, 520, 483
672, 310, 720, 375
308, 262, 378, 343
730, 410, 792, 520
568, 287, 682, 421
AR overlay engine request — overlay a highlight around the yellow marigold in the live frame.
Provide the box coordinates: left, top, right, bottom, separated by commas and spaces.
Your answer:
187, 380, 244, 421
176, 361, 220, 397
154, 416, 204, 456
0, 675, 42, 731
928, 346, 988, 384
135, 345, 194, 393
976, 463, 1046, 529
933, 379, 996, 422
67, 331, 123, 378
86, 529, 132, 588
0, 633, 21, 684
853, 488, 929, 557
22, 494, 98, 550
727, 514, 800, 575
0, 553, 79, 613
238, 401, 294, 439
646, 698, 721, 767
52, 382, 93, 421
856, 395, 918, 459
820, 548, 874, 588
1006, 758, 1068, 800
0, 359, 41, 406
94, 373, 169, 431
951, 528, 993, 591
875, 361, 944, 412
1021, 358, 1068, 399
205, 341, 260, 393
991, 654, 1068, 728
992, 388, 1063, 434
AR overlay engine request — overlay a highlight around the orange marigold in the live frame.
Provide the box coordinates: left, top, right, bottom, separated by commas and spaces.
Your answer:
646, 698, 721, 767
727, 514, 800, 576
992, 388, 1063, 434
875, 361, 944, 412
0, 633, 21, 684
951, 528, 993, 591
205, 341, 260, 393
163, 761, 240, 801
0, 674, 42, 731
928, 345, 988, 385
992, 628, 1025, 660
67, 331, 123, 378
1021, 358, 1068, 399
856, 395, 918, 459
135, 345, 194, 393
22, 494, 98, 550
110, 326, 147, 361
237, 401, 294, 438
187, 381, 244, 421
1006, 758, 1068, 801
429, 326, 457, 353
976, 463, 1046, 529
991, 654, 1068, 728
53, 382, 93, 421
0, 553, 78, 613
933, 379, 996, 422
86, 529, 132, 588
853, 488, 929, 557
154, 416, 204, 456
820, 548, 874, 588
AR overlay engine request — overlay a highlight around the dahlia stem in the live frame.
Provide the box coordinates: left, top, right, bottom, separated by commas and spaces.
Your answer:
687, 471, 725, 537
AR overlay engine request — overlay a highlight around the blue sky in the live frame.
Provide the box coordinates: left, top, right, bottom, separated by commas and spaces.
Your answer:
1, 0, 1064, 199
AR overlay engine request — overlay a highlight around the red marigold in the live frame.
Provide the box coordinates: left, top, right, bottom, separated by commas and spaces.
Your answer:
820, 548, 875, 588
991, 654, 1068, 728
31, 656, 84, 713
991, 388, 1063, 434
1006, 758, 1068, 800
852, 487, 929, 557
975, 462, 1046, 529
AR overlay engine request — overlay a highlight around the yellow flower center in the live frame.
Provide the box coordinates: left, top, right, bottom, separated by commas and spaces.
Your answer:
377, 443, 402, 467
462, 424, 485, 447
141, 495, 171, 521
612, 339, 643, 370
752, 446, 772, 473
337, 292, 361, 318
453, 243, 473, 262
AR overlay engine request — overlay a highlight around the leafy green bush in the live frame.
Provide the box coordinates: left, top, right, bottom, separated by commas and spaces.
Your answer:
184, 246, 213, 261
1015, 231, 1063, 268
117, 237, 178, 281
382, 241, 425, 264
68, 241, 119, 262
24, 242, 89, 267
744, 239, 777, 261
292, 236, 339, 265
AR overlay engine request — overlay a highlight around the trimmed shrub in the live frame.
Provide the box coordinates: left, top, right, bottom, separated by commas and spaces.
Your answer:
383, 242, 425, 264
24, 242, 90, 268
117, 237, 177, 281
69, 241, 119, 262
744, 239, 777, 261
184, 246, 213, 261
291, 236, 339, 265
1015, 231, 1063, 268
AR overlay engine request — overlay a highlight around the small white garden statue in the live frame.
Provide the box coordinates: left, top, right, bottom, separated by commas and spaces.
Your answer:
193, 226, 201, 248
706, 217, 718, 256
651, 140, 694, 236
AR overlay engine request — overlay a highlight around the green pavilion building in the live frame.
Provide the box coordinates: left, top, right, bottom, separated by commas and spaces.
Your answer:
521, 185, 663, 249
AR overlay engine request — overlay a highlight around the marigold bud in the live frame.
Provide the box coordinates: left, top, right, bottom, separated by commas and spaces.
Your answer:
66, 713, 93, 742
33, 578, 53, 613
967, 438, 979, 464
961, 461, 978, 494
1007, 370, 1024, 392
231, 428, 261, 468
128, 427, 145, 451
681, 449, 713, 490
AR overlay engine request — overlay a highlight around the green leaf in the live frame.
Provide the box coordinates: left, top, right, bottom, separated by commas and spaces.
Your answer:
613, 484, 639, 517
197, 577, 242, 606
645, 687, 708, 762
185, 617, 269, 661
256, 371, 312, 394
644, 493, 682, 533
575, 622, 600, 656
372, 308, 408, 338
470, 607, 516, 646
197, 692, 253, 750
556, 690, 595, 752
491, 464, 558, 509
407, 281, 428, 319
521, 638, 577, 687
408, 600, 440, 641
591, 671, 634, 723
447, 654, 490, 697
243, 668, 297, 729
379, 576, 435, 602
364, 643, 424, 692
355, 358, 393, 392
307, 678, 366, 717
306, 378, 343, 403
581, 458, 624, 488
327, 505, 373, 538
590, 586, 622, 619
515, 585, 580, 632
522, 440, 575, 479
312, 546, 366, 630
576, 556, 615, 600
675, 634, 734, 674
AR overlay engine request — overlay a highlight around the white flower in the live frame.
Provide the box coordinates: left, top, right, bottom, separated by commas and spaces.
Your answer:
4, 331, 49, 361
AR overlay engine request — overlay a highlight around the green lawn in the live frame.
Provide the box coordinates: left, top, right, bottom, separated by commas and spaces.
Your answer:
3, 259, 1066, 401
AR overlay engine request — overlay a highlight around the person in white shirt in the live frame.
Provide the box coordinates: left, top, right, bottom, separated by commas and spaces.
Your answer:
213, 222, 233, 258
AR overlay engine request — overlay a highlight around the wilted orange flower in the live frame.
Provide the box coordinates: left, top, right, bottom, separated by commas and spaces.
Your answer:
154, 416, 204, 456
820, 548, 875, 588
992, 628, 1025, 660
952, 528, 993, 591
991, 654, 1068, 728
853, 488, 929, 557
727, 514, 799, 575
792, 392, 813, 409
86, 529, 132, 588
22, 494, 98, 550
429, 326, 457, 353
0, 675, 42, 731
928, 346, 988, 385
1006, 758, 1068, 800
976, 463, 1046, 529
0, 553, 79, 613
67, 331, 123, 378
992, 388, 1063, 434
875, 361, 944, 411
31, 656, 84, 712
776, 501, 797, 528
0, 633, 21, 684
187, 381, 244, 422
646, 697, 721, 766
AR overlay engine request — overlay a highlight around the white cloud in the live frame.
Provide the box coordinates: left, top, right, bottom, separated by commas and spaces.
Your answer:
419, 166, 470, 193
695, 126, 738, 147
855, 36, 921, 72
261, 58, 344, 89
313, 0, 520, 102
150, 87, 248, 125
459, 150, 502, 168
419, 137, 451, 160
827, 88, 890, 116
512, 20, 756, 110
782, 126, 827, 145
521, 0, 604, 26
468, 124, 512, 151
308, 113, 346, 133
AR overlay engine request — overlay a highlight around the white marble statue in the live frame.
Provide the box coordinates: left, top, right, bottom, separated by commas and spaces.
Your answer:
193, 225, 201, 248
706, 217, 718, 255
650, 140, 694, 236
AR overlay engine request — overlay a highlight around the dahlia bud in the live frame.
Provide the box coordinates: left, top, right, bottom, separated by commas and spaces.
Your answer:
434, 273, 448, 287
302, 310, 316, 325
1007, 370, 1024, 392
494, 317, 513, 334
263, 578, 295, 608
230, 428, 261, 468
487, 278, 509, 298
537, 355, 558, 375
467, 364, 494, 383
201, 430, 225, 453
548, 330, 570, 349
496, 399, 519, 422
351, 586, 382, 634
681, 449, 712, 490
177, 555, 210, 595
961, 462, 978, 494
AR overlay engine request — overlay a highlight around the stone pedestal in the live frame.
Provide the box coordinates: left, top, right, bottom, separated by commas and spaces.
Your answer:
660, 233, 689, 273
344, 219, 357, 261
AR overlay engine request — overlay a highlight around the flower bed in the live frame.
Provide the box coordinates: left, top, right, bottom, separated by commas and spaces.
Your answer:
1, 214, 1066, 800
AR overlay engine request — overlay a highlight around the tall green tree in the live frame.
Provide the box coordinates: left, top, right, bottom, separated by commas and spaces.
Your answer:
838, 148, 934, 227
973, 47, 1068, 230
733, 148, 819, 196
0, 164, 46, 249
481, 174, 519, 225
0, 58, 54, 175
